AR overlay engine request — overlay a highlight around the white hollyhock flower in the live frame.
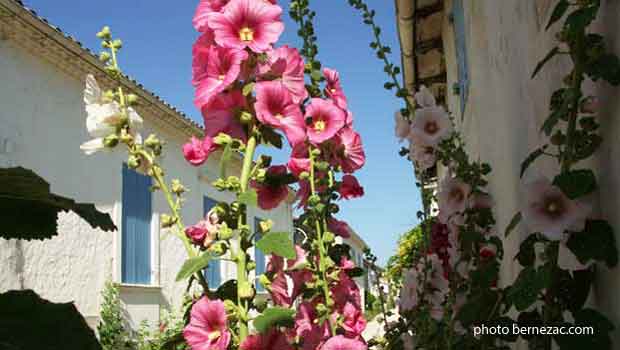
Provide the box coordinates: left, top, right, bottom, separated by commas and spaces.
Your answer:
394, 111, 410, 141
521, 176, 590, 241
410, 106, 452, 146
399, 268, 420, 312
80, 75, 143, 155
409, 140, 436, 171
415, 85, 436, 108
438, 176, 471, 223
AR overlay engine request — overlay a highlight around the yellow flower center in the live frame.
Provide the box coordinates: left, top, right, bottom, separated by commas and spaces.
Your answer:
208, 331, 221, 341
547, 202, 558, 213
218, 74, 226, 81
314, 120, 326, 132
330, 88, 337, 94
239, 27, 254, 42
275, 113, 284, 119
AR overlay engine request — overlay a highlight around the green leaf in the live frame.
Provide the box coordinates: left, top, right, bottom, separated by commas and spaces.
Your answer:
260, 126, 284, 149
507, 266, 545, 311
242, 82, 255, 96
520, 146, 548, 178
253, 307, 295, 333
515, 234, 541, 266
505, 212, 522, 238
532, 46, 559, 78
176, 252, 216, 281
541, 93, 571, 135
565, 5, 599, 36
574, 131, 602, 161
0, 290, 101, 350
210, 279, 237, 302
0, 167, 116, 240
256, 232, 296, 259
238, 189, 258, 206
552, 169, 597, 199
219, 143, 232, 179
566, 219, 618, 267
546, 0, 569, 30
585, 53, 620, 86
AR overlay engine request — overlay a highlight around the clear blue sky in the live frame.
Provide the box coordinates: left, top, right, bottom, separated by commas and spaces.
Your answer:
26, 0, 423, 265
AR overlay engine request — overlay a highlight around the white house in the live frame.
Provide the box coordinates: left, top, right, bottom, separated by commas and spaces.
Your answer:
0, 0, 294, 330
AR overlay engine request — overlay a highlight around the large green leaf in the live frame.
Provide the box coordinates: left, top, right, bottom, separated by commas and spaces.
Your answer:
176, 252, 217, 281
238, 189, 258, 207
253, 307, 295, 333
0, 290, 101, 350
552, 169, 597, 199
256, 231, 296, 259
0, 167, 116, 240
531, 47, 559, 78
507, 266, 545, 311
545, 0, 569, 30
505, 212, 522, 238
566, 219, 618, 267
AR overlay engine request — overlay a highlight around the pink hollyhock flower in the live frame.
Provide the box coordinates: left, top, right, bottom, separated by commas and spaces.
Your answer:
193, 0, 230, 32
415, 85, 436, 108
254, 81, 306, 146
327, 217, 352, 238
305, 98, 346, 145
409, 142, 436, 171
193, 44, 248, 110
322, 336, 367, 350
240, 329, 292, 350
183, 136, 218, 166
258, 46, 308, 103
191, 32, 216, 86
394, 111, 410, 141
438, 176, 471, 223
341, 302, 367, 338
334, 127, 366, 173
208, 0, 284, 53
251, 165, 290, 210
202, 91, 247, 141
295, 180, 311, 209
428, 254, 449, 292
479, 244, 497, 259
410, 106, 452, 146
522, 176, 590, 241
345, 110, 354, 127
185, 209, 220, 247
183, 297, 231, 350
339, 175, 364, 200
287, 143, 311, 177
323, 67, 348, 109
266, 255, 292, 306
331, 271, 362, 310
399, 268, 419, 311
295, 302, 330, 350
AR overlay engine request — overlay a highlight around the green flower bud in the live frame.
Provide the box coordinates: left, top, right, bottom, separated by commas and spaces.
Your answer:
308, 195, 321, 207
210, 242, 228, 256
311, 148, 321, 157
103, 134, 119, 148
223, 300, 237, 314
254, 298, 268, 313
299, 171, 310, 180
118, 129, 133, 144
96, 26, 112, 40
238, 281, 255, 299
259, 219, 273, 233
246, 261, 256, 271
329, 203, 340, 214
126, 94, 138, 106
214, 133, 232, 145
144, 134, 161, 149
160, 214, 176, 228
99, 52, 111, 63
239, 111, 253, 124
103, 90, 116, 103
316, 161, 330, 171
112, 39, 123, 49
171, 179, 186, 195
323, 231, 335, 243
218, 223, 234, 240
258, 274, 271, 289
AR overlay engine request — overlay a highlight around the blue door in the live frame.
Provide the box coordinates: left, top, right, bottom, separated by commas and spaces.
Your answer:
121, 164, 152, 284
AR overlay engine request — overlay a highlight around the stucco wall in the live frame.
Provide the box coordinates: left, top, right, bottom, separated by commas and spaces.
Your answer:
0, 39, 293, 329
437, 0, 620, 344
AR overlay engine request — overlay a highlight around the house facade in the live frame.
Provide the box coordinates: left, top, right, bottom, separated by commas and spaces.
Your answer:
0, 0, 294, 330
396, 0, 620, 345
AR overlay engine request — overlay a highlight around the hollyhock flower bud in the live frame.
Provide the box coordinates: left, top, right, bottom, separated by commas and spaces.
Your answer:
287, 143, 311, 177
183, 297, 231, 350
305, 98, 346, 145
208, 0, 284, 53
339, 175, 364, 200
479, 244, 497, 259
521, 176, 590, 240
182, 136, 218, 166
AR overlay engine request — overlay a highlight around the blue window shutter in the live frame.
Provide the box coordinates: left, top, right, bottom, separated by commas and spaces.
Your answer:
254, 217, 266, 292
453, 0, 469, 114
121, 164, 152, 284
203, 196, 221, 289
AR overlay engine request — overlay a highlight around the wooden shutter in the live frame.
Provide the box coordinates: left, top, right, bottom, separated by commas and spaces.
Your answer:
203, 196, 221, 288
121, 164, 152, 284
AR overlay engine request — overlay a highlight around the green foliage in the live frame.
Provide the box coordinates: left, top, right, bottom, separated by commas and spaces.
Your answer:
253, 307, 296, 333
507, 266, 547, 311
98, 282, 133, 350
552, 169, 597, 199
0, 289, 101, 350
0, 167, 116, 240
175, 252, 217, 282
134, 309, 188, 350
566, 219, 618, 267
385, 224, 424, 283
256, 231, 296, 259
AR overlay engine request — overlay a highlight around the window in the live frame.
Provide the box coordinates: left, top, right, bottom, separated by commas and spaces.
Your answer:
121, 164, 152, 284
452, 0, 469, 115
254, 217, 266, 292
204, 196, 221, 289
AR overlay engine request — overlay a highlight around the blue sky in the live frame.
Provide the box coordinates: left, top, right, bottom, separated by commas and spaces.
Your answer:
26, 0, 422, 265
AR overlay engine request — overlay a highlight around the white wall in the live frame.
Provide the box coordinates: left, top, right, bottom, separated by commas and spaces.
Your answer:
0, 39, 293, 330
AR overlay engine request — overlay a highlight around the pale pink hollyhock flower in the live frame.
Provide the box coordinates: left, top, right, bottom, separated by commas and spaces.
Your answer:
339, 175, 364, 200
401, 333, 416, 350
415, 85, 436, 108
327, 217, 352, 238
202, 91, 247, 141
428, 254, 449, 293
479, 244, 497, 259
185, 209, 221, 247
193, 0, 230, 32
287, 143, 310, 177
521, 177, 590, 241
183, 297, 231, 350
208, 0, 284, 53
305, 98, 346, 145
334, 127, 366, 173
183, 136, 218, 166
394, 111, 410, 141
240, 329, 292, 350
438, 176, 471, 223
409, 142, 436, 171
399, 268, 419, 311
254, 81, 306, 146
323, 67, 348, 110
193, 44, 248, 110
258, 46, 308, 103
322, 335, 367, 350
251, 165, 290, 210
410, 106, 452, 146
